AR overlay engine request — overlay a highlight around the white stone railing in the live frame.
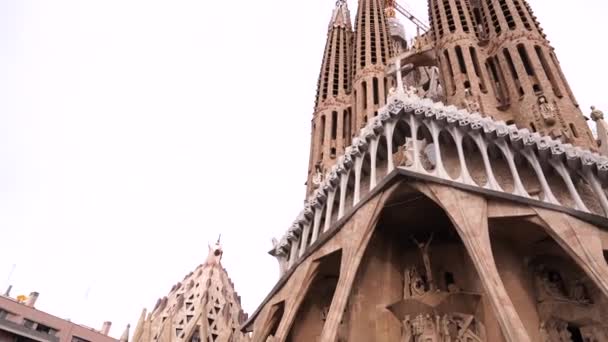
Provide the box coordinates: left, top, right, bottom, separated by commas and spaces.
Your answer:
271, 92, 608, 274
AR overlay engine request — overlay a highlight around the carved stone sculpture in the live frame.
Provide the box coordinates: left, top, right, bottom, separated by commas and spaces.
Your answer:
538, 95, 557, 125
412, 233, 435, 291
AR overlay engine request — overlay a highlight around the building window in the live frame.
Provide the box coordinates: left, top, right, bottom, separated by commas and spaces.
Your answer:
23, 319, 36, 329
373, 77, 379, 105
72, 336, 91, 342
331, 111, 338, 140
0, 309, 11, 320
36, 323, 58, 336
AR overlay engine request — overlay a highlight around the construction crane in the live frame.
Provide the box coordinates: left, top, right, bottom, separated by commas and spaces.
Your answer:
394, 1, 430, 32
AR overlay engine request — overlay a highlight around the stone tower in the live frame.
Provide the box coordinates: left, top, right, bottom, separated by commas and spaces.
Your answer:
352, 0, 393, 129
428, 0, 596, 148
131, 241, 249, 342
307, 0, 354, 196
244, 1, 608, 342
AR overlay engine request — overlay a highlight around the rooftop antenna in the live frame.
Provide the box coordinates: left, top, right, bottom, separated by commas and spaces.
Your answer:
216, 234, 222, 245
4, 264, 16, 287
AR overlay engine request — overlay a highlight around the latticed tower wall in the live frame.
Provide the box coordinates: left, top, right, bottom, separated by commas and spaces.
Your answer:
307, 0, 354, 196
352, 0, 393, 132
480, 0, 595, 147
429, 0, 499, 118
131, 244, 250, 342
428, 0, 596, 148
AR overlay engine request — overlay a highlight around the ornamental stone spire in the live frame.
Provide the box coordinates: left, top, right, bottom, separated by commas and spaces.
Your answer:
131, 241, 249, 342
307, 0, 354, 196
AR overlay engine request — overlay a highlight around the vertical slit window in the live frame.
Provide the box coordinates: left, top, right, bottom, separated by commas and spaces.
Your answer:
550, 52, 577, 105
331, 111, 338, 140
517, 44, 534, 76
487, 0, 501, 34
454, 0, 469, 32
320, 115, 326, 145
373, 77, 379, 105
442, 0, 456, 32
342, 110, 348, 139
332, 30, 340, 97
455, 46, 467, 74
470, 47, 487, 93
362, 81, 368, 109
503, 48, 524, 96
498, 0, 516, 30
535, 46, 562, 97
513, 0, 532, 30
444, 50, 456, 95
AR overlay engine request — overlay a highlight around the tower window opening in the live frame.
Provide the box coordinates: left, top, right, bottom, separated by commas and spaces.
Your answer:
503, 48, 524, 96
517, 44, 535, 76
535, 46, 563, 98
486, 57, 509, 106
320, 115, 326, 145
442, 0, 456, 33
513, 0, 532, 30
455, 46, 467, 74
331, 111, 338, 140
384, 77, 388, 101
470, 47, 487, 93
551, 52, 578, 105
433, 2, 444, 37
322, 30, 335, 101
330, 148, 337, 159
332, 30, 341, 97
373, 77, 379, 105
530, 123, 537, 132
444, 51, 457, 95
486, 0, 501, 34
362, 81, 368, 109
342, 29, 349, 92
498, 0, 516, 30
454, 0, 469, 32
570, 123, 579, 138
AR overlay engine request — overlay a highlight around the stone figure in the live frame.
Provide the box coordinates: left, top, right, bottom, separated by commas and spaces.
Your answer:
406, 266, 427, 297
312, 162, 324, 188
534, 265, 568, 301
412, 233, 435, 291
398, 139, 415, 167
406, 86, 419, 97
401, 317, 413, 342
591, 106, 604, 121
463, 88, 481, 113
538, 95, 557, 125
570, 278, 592, 304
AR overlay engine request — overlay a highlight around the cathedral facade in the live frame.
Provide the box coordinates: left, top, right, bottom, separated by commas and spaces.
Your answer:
243, 0, 608, 341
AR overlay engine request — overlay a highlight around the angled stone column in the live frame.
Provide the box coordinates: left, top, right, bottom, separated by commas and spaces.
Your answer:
531, 208, 608, 298
271, 262, 317, 342
415, 182, 531, 342
318, 183, 399, 342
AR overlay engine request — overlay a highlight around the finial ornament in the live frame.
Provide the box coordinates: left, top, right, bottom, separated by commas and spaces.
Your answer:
591, 106, 604, 121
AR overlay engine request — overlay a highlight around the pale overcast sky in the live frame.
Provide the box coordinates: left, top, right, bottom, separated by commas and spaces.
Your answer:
1, 0, 607, 339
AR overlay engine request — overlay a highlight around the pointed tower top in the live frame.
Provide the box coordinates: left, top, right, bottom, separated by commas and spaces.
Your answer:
329, 0, 351, 30
206, 238, 224, 265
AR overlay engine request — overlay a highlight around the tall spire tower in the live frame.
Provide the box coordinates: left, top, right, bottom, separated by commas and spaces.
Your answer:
352, 0, 393, 130
307, 0, 354, 195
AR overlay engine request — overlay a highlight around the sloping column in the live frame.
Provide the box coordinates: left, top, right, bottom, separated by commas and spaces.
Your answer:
270, 263, 317, 342
413, 182, 531, 342
531, 208, 608, 298
318, 183, 400, 342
